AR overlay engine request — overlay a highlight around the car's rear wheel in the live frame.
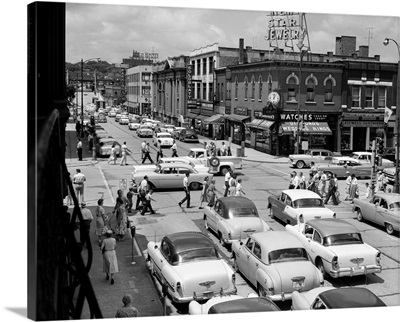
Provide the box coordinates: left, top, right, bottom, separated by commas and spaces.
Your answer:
356, 209, 363, 222
316, 258, 328, 279
220, 167, 229, 176
189, 182, 201, 190
386, 223, 394, 235
296, 160, 305, 169
257, 283, 268, 297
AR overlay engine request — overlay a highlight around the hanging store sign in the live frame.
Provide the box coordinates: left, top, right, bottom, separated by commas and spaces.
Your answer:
342, 121, 384, 127
265, 12, 302, 43
187, 65, 197, 109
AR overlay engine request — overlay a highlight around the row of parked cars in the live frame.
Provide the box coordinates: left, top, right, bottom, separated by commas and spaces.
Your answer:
145, 188, 389, 313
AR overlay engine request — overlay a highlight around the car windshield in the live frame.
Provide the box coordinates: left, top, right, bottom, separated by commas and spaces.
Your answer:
268, 247, 308, 263
305, 150, 313, 155
140, 126, 151, 129
174, 247, 219, 264
293, 198, 324, 208
229, 208, 259, 218
187, 151, 196, 158
323, 233, 363, 246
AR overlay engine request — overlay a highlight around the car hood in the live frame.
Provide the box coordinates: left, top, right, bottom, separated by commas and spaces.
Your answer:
328, 244, 378, 267
226, 217, 268, 239
273, 261, 321, 293
173, 260, 234, 297
289, 154, 309, 159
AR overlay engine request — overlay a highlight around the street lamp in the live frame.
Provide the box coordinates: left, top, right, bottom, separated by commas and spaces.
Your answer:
80, 57, 100, 138
383, 38, 400, 193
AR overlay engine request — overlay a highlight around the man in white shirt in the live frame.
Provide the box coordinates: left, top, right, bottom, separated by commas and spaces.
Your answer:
178, 173, 191, 208
79, 202, 93, 247
224, 169, 232, 197
171, 140, 178, 157
73, 169, 86, 203
220, 142, 227, 156
141, 141, 146, 160
120, 141, 131, 166
292, 171, 300, 189
77, 138, 83, 161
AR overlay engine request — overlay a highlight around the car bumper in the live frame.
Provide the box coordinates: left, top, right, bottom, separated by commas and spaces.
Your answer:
329, 265, 382, 278
172, 287, 237, 304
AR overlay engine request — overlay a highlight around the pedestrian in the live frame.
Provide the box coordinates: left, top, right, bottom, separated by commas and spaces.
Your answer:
220, 141, 227, 156
235, 178, 245, 196
228, 179, 237, 196
306, 172, 314, 190
141, 189, 156, 215
100, 230, 118, 285
115, 294, 139, 318
344, 171, 352, 200
227, 146, 232, 156
142, 142, 154, 164
224, 169, 232, 197
171, 139, 178, 157
178, 173, 191, 208
79, 202, 93, 247
87, 132, 93, 152
141, 140, 146, 160
292, 171, 300, 189
365, 182, 372, 199
137, 176, 149, 210
207, 179, 216, 207
324, 174, 339, 205
108, 144, 117, 165
333, 173, 340, 203
114, 197, 127, 241
311, 170, 322, 196
310, 161, 317, 173
156, 141, 164, 163
288, 172, 295, 189
120, 142, 131, 166
126, 187, 135, 213
348, 174, 359, 203
376, 171, 385, 192
77, 138, 83, 161
319, 171, 328, 197
299, 172, 306, 189
73, 169, 86, 203
95, 199, 108, 245
199, 176, 210, 209
75, 120, 81, 136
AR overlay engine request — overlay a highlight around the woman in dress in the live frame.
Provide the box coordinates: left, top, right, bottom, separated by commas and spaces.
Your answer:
108, 144, 117, 165
114, 197, 127, 241
199, 176, 210, 209
95, 198, 108, 245
207, 179, 216, 207
228, 180, 237, 196
101, 230, 118, 285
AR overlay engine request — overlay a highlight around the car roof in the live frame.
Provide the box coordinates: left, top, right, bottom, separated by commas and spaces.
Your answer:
306, 219, 358, 237
156, 132, 171, 136
165, 231, 214, 253
373, 192, 400, 204
251, 231, 304, 251
319, 288, 386, 309
217, 196, 256, 209
209, 297, 280, 313
281, 189, 322, 200
351, 152, 371, 155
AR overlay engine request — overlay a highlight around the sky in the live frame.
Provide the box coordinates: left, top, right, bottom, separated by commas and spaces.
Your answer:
66, 0, 400, 65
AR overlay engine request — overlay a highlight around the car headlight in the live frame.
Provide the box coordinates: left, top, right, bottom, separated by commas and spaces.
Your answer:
332, 256, 339, 271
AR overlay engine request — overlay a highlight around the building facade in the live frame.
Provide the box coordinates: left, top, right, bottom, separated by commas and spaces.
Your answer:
125, 65, 152, 115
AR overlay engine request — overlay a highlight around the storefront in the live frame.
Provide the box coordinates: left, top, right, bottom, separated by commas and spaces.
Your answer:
225, 108, 251, 144
246, 118, 276, 154
203, 114, 225, 139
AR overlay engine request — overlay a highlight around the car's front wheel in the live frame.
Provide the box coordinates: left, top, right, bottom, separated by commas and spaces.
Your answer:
296, 160, 305, 169
386, 223, 394, 235
356, 209, 363, 222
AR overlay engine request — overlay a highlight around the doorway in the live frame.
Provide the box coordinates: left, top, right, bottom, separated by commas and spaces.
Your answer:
353, 127, 366, 151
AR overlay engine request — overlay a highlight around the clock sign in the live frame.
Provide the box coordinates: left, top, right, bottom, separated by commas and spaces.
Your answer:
268, 91, 280, 105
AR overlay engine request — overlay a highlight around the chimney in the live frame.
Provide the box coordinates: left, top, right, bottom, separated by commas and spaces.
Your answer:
359, 45, 369, 58
239, 38, 244, 64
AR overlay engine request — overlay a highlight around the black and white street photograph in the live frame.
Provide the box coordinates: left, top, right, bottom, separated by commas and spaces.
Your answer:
2, 0, 400, 321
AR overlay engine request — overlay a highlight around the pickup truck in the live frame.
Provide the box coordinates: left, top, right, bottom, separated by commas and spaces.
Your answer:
185, 148, 242, 175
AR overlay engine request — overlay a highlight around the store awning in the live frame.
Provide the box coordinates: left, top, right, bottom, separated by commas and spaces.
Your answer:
246, 119, 274, 130
279, 121, 332, 135
224, 114, 251, 122
246, 118, 263, 129
203, 114, 224, 124
122, 102, 129, 106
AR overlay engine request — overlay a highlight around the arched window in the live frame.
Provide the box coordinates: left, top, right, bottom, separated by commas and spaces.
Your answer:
287, 76, 297, 102
251, 76, 256, 100
258, 75, 263, 100
244, 76, 248, 100
325, 79, 333, 102
306, 78, 316, 102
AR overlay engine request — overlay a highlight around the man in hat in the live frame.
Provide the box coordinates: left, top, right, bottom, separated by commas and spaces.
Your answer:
324, 173, 339, 205
79, 202, 94, 247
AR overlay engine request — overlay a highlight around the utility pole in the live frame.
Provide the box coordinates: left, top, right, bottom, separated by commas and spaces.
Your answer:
370, 140, 376, 199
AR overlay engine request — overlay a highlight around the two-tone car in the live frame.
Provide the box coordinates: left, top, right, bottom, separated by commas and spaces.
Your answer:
189, 294, 280, 314
203, 196, 270, 248
108, 110, 116, 117
289, 149, 340, 169
137, 124, 153, 138
95, 138, 121, 157
349, 151, 394, 167
267, 189, 336, 225
153, 132, 174, 148
132, 157, 209, 174
146, 231, 237, 303
285, 218, 382, 278
291, 286, 386, 310
352, 192, 400, 235
132, 163, 213, 191
231, 231, 324, 301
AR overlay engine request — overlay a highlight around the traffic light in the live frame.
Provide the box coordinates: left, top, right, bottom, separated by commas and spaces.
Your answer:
376, 137, 384, 155
375, 155, 382, 167
90, 115, 95, 126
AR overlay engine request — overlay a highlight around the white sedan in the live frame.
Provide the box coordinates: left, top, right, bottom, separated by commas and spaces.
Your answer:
132, 157, 209, 174
128, 121, 141, 130
119, 116, 129, 125
146, 231, 237, 303
153, 132, 174, 147
285, 218, 382, 278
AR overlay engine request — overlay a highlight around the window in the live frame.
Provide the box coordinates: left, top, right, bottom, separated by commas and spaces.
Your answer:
251, 76, 256, 100
209, 57, 213, 74
352, 85, 361, 107
246, 238, 254, 251
258, 76, 263, 100
306, 78, 315, 101
142, 86, 150, 95
253, 243, 262, 259
378, 87, 386, 108
142, 73, 151, 82
313, 231, 322, 244
196, 83, 200, 99
220, 83, 224, 102
365, 86, 374, 108
203, 58, 207, 75
244, 77, 248, 100
234, 78, 238, 99
202, 83, 207, 100
288, 77, 297, 101
325, 79, 333, 102
208, 83, 213, 101
197, 59, 201, 76
226, 81, 231, 100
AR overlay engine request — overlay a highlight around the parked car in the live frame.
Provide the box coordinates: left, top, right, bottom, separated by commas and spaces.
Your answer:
189, 294, 280, 314
108, 110, 116, 117
146, 231, 237, 303
96, 138, 121, 157
119, 115, 129, 125
231, 231, 324, 301
131, 163, 213, 190
267, 189, 336, 225
349, 151, 393, 166
97, 112, 107, 123
285, 218, 382, 278
383, 167, 396, 185
163, 124, 176, 133
115, 113, 121, 122
153, 132, 174, 148
128, 120, 141, 131
352, 192, 400, 235
203, 196, 270, 247
132, 157, 209, 174
291, 286, 386, 310
316, 156, 391, 179
289, 149, 340, 169
137, 125, 153, 138
172, 126, 186, 139
179, 128, 199, 143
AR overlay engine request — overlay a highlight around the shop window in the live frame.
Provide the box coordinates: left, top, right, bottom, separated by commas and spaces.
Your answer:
325, 79, 333, 102
351, 86, 361, 108
306, 78, 315, 102
208, 83, 213, 101
378, 87, 386, 108
209, 57, 214, 74
341, 127, 351, 151
365, 86, 374, 108
202, 83, 207, 100
220, 83, 224, 102
197, 59, 201, 76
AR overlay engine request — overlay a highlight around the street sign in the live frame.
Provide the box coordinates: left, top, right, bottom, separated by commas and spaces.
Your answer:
119, 179, 127, 191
